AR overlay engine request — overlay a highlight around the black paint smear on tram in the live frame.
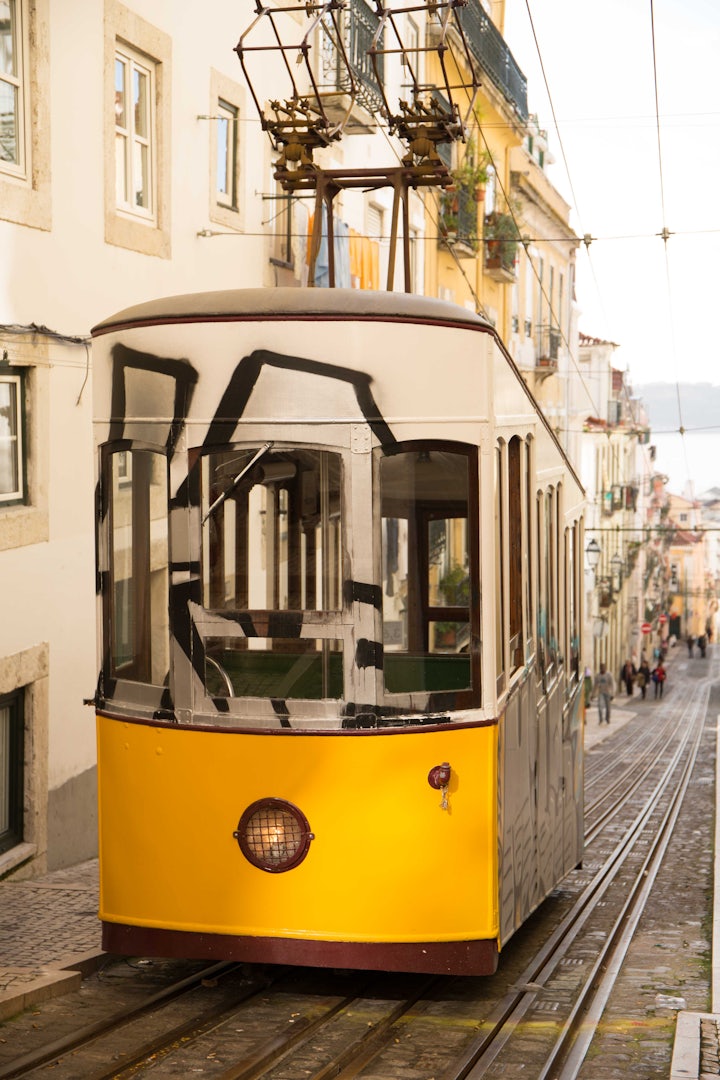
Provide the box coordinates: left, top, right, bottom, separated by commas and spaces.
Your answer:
344, 581, 382, 610
171, 347, 399, 710
271, 701, 292, 728
356, 639, 384, 670
195, 347, 397, 454
104, 342, 399, 721
108, 343, 198, 452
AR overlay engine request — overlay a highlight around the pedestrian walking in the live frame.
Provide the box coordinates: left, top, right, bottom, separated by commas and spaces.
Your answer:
637, 659, 651, 700
687, 634, 695, 658
698, 633, 707, 658
583, 667, 593, 708
652, 660, 667, 698
619, 658, 636, 696
592, 662, 615, 724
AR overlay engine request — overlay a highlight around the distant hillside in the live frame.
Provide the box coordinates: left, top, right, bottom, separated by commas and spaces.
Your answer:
635, 382, 720, 432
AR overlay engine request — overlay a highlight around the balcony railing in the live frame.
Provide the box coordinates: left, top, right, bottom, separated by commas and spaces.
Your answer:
536, 325, 561, 363
456, 0, 528, 120
320, 0, 384, 117
438, 185, 479, 256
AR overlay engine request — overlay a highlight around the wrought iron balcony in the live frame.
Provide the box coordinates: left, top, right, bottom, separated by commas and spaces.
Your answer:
483, 211, 518, 281
456, 0, 528, 121
536, 325, 561, 368
438, 184, 479, 257
320, 0, 384, 118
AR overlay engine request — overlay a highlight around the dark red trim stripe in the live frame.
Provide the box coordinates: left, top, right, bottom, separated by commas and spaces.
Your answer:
102, 922, 499, 976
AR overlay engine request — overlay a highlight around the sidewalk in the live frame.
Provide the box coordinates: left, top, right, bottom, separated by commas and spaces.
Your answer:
0, 858, 102, 1021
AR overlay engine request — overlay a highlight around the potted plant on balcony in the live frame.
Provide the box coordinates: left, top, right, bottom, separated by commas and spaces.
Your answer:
438, 188, 460, 240
451, 141, 491, 202
483, 209, 519, 272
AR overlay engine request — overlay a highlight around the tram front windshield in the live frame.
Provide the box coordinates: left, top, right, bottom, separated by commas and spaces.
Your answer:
200, 447, 343, 700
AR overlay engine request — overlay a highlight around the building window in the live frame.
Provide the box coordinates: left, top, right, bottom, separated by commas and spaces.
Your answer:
0, 0, 50, 230
216, 98, 238, 210
208, 69, 244, 232
0, 370, 24, 505
0, 688, 24, 856
105, 4, 171, 257
114, 42, 154, 220
0, 0, 25, 176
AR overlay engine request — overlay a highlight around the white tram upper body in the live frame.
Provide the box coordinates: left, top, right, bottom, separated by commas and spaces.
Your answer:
92, 289, 585, 976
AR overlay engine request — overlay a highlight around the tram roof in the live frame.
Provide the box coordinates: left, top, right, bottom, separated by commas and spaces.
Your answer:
91, 288, 494, 337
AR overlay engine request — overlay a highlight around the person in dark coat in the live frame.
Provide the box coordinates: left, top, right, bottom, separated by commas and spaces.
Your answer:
619, 658, 636, 696
637, 659, 651, 700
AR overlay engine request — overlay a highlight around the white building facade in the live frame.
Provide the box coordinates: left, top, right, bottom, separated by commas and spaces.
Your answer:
1, 0, 308, 875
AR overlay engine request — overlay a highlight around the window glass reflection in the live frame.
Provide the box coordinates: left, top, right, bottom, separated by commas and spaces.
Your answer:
380, 448, 474, 695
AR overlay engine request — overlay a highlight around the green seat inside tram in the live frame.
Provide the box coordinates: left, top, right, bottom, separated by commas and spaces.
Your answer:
384, 654, 471, 693
207, 648, 344, 700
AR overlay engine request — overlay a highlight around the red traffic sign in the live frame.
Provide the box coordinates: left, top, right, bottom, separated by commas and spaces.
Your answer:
641, 622, 652, 634
659, 614, 668, 625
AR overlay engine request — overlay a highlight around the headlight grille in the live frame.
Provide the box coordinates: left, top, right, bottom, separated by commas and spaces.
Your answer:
234, 798, 313, 872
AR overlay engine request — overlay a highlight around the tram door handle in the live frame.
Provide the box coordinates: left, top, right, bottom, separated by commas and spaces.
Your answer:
428, 762, 452, 810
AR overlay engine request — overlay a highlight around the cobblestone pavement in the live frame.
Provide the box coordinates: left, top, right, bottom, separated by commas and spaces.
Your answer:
0, 858, 101, 1020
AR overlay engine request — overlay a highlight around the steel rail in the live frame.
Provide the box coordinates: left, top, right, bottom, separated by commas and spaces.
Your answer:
538, 680, 709, 1079
446, 678, 710, 1079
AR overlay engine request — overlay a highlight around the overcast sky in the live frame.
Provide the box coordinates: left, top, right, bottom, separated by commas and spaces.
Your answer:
503, 0, 720, 392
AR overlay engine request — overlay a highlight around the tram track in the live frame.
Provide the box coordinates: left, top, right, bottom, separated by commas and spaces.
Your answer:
584, 706, 686, 842
0, 664, 714, 1080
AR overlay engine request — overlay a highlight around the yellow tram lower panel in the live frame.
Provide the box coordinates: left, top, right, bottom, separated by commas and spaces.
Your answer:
97, 715, 499, 965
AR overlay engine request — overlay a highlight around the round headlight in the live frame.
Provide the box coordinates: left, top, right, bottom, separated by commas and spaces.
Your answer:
234, 798, 314, 872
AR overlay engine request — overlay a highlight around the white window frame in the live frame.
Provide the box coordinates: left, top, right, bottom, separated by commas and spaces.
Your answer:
0, 0, 28, 179
0, 371, 24, 505
216, 98, 238, 210
104, 3, 171, 258
114, 40, 155, 222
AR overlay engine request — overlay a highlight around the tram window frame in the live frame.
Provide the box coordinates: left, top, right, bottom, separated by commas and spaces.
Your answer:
378, 442, 480, 709
544, 488, 557, 675
102, 445, 170, 688
507, 436, 523, 673
197, 446, 345, 703
494, 444, 506, 694
524, 437, 534, 660
536, 491, 547, 683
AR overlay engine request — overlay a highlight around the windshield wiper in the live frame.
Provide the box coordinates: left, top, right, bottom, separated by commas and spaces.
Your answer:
201, 441, 274, 524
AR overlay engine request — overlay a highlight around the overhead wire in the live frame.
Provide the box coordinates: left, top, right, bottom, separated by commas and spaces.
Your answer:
648, 0, 692, 495
519, 0, 676, 492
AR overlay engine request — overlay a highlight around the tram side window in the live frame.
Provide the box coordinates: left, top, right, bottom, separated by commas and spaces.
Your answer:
200, 448, 343, 700
379, 447, 476, 697
107, 449, 169, 685
508, 436, 523, 672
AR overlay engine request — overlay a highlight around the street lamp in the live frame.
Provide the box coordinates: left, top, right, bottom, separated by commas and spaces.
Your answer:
586, 538, 601, 573
611, 552, 623, 588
